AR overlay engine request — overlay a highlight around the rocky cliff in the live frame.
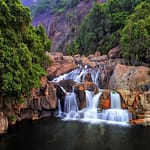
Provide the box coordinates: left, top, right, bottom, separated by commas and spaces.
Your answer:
32, 0, 93, 52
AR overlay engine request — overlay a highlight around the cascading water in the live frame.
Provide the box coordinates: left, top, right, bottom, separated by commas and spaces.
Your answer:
110, 91, 121, 109
57, 99, 62, 117
85, 90, 94, 108
102, 91, 129, 122
52, 66, 101, 86
64, 92, 79, 119
53, 66, 130, 124
83, 90, 102, 120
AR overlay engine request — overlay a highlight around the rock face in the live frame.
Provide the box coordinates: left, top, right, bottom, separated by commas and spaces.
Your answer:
32, 0, 93, 52
0, 112, 8, 134
108, 45, 121, 59
47, 52, 77, 80
20, 81, 60, 120
109, 64, 150, 91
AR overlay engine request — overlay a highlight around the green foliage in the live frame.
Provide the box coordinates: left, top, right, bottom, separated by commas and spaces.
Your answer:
33, 0, 88, 16
8, 114, 17, 123
120, 1, 150, 65
0, 0, 51, 103
66, 0, 150, 63
77, 2, 111, 55
66, 39, 80, 55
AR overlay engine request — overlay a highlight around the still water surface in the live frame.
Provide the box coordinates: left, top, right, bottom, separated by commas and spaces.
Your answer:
0, 118, 150, 150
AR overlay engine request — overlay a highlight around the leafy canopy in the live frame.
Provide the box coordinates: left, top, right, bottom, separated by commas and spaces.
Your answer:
0, 0, 51, 103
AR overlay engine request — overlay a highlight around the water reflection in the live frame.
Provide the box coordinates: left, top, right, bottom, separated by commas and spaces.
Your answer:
0, 118, 150, 150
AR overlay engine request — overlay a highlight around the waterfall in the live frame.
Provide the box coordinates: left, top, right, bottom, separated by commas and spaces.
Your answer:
57, 99, 62, 117
85, 90, 94, 108
102, 91, 129, 122
64, 92, 79, 118
110, 91, 121, 109
52, 66, 101, 84
53, 67, 130, 124
83, 90, 102, 120
94, 68, 101, 87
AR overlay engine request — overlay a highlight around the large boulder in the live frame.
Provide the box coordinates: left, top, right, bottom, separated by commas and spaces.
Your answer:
58, 79, 76, 92
108, 45, 121, 59
109, 64, 150, 91
47, 52, 77, 80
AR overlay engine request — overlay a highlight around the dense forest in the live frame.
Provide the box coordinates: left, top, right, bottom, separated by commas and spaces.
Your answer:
66, 0, 150, 66
29, 0, 150, 65
0, 0, 51, 105
32, 0, 93, 16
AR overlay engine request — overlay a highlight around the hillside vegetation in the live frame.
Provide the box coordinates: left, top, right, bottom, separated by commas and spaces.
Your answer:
0, 0, 51, 105
66, 0, 150, 66
32, 0, 92, 17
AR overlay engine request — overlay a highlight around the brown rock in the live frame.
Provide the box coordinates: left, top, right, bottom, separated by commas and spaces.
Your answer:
84, 81, 98, 94
109, 64, 150, 91
95, 51, 101, 57
47, 53, 77, 79
108, 45, 121, 59
0, 112, 8, 134
59, 79, 76, 92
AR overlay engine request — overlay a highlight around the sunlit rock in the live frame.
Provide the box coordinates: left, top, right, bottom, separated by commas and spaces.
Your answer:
110, 64, 150, 91
0, 112, 8, 134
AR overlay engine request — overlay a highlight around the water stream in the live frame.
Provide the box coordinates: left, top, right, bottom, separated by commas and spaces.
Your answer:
54, 67, 130, 123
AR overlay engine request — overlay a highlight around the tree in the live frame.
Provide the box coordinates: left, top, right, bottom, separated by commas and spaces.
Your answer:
120, 1, 150, 65
0, 0, 51, 105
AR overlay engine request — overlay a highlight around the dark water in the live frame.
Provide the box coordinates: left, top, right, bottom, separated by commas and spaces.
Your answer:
0, 118, 150, 150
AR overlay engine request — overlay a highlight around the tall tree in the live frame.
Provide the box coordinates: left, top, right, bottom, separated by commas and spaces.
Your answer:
0, 0, 51, 104
120, 1, 150, 65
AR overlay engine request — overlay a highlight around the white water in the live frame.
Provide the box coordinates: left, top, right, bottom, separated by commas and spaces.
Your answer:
64, 92, 79, 119
62, 90, 129, 123
52, 66, 101, 86
110, 91, 121, 109
102, 91, 129, 122
83, 91, 102, 120
57, 99, 62, 117
54, 67, 129, 123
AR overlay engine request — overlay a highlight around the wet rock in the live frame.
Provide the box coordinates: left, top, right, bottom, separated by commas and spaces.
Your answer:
99, 90, 111, 109
59, 79, 76, 92
74, 83, 86, 109
84, 73, 93, 82
0, 112, 8, 134
84, 81, 98, 94
20, 108, 33, 120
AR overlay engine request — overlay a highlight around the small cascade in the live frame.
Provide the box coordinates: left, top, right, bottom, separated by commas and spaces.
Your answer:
85, 90, 94, 108
110, 91, 121, 109
64, 92, 79, 118
94, 68, 101, 87
52, 66, 101, 84
83, 91, 102, 120
57, 99, 62, 117
102, 91, 129, 122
